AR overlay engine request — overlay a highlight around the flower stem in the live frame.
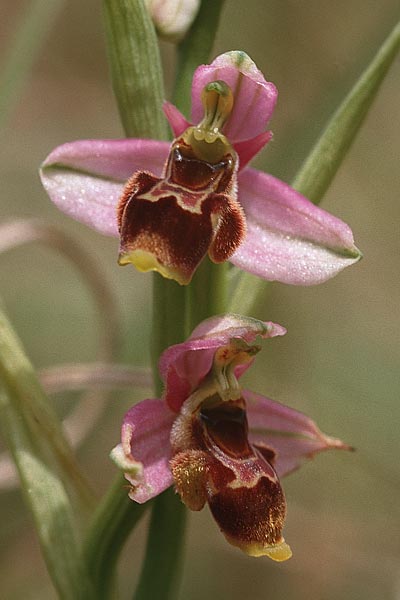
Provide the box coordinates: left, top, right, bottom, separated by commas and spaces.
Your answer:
185, 260, 229, 334
84, 2, 172, 597
136, 5, 228, 595
94, 2, 227, 597
151, 276, 188, 392
132, 277, 187, 599
173, 0, 225, 116
132, 488, 187, 600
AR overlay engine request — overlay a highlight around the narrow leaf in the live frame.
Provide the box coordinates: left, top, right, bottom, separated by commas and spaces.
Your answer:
292, 20, 400, 203
0, 307, 93, 507
84, 475, 149, 600
230, 20, 400, 314
0, 308, 93, 598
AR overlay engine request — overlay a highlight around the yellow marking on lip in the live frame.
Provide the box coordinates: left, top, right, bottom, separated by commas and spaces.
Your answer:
224, 534, 292, 561
118, 249, 190, 285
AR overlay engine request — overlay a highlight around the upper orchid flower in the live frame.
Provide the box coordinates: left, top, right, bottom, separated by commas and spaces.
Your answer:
111, 314, 349, 560
40, 51, 361, 285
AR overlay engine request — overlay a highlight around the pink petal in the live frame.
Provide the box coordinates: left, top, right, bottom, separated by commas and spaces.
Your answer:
160, 315, 286, 412
163, 101, 191, 138
191, 51, 277, 142
234, 131, 273, 170
231, 168, 362, 285
245, 390, 350, 477
189, 314, 286, 341
40, 139, 170, 237
119, 398, 175, 503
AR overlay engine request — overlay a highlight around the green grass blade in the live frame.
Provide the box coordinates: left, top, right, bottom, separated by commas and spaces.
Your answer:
0, 307, 93, 598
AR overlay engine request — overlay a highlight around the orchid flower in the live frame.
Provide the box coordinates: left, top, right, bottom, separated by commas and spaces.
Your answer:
111, 314, 349, 560
40, 51, 361, 285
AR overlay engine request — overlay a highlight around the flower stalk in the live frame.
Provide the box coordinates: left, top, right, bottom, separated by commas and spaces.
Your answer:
84, 1, 199, 597
173, 0, 225, 116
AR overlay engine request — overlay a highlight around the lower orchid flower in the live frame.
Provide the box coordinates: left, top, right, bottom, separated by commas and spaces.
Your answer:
111, 314, 349, 560
40, 51, 361, 285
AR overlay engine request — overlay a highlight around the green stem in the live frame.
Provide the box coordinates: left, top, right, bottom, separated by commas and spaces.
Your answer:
83, 474, 149, 600
185, 260, 228, 334
151, 276, 188, 392
173, 0, 225, 115
172, 0, 228, 335
102, 0, 168, 139
89, 3, 228, 597
228, 270, 270, 317
135, 4, 228, 597
132, 277, 187, 600
83, 2, 171, 597
132, 488, 187, 600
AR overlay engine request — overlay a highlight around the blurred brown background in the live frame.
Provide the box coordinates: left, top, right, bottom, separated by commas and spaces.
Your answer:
1, 1, 399, 598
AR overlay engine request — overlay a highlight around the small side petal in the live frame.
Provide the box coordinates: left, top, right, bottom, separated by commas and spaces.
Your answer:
160, 314, 286, 412
40, 139, 170, 236
115, 398, 175, 503
232, 168, 362, 285
234, 131, 273, 171
163, 101, 191, 138
245, 390, 351, 477
191, 51, 277, 142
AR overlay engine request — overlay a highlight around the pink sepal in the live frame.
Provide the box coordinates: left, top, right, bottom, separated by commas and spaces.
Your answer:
191, 51, 277, 142
245, 390, 350, 477
120, 398, 175, 503
163, 101, 191, 138
40, 139, 170, 237
234, 131, 273, 170
233, 168, 362, 285
160, 314, 286, 412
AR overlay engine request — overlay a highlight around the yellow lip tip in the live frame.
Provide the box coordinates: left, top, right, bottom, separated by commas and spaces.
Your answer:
225, 533, 293, 562
118, 250, 190, 285
243, 539, 292, 561
263, 541, 292, 562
